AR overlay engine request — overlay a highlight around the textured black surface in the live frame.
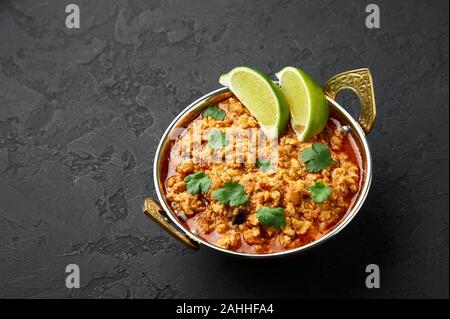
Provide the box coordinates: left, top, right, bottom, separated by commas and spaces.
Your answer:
0, 0, 448, 299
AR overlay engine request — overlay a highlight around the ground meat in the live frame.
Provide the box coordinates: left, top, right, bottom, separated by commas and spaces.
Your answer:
164, 97, 361, 253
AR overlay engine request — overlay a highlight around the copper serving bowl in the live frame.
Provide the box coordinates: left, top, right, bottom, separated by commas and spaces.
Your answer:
143, 68, 376, 257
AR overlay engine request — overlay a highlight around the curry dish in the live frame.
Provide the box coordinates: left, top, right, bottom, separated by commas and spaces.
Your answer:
164, 96, 362, 253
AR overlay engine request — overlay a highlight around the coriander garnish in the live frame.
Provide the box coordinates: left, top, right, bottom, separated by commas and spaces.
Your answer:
184, 172, 211, 194
256, 159, 273, 171
300, 143, 335, 172
212, 182, 249, 207
308, 181, 332, 204
256, 207, 286, 229
208, 129, 229, 150
202, 106, 226, 121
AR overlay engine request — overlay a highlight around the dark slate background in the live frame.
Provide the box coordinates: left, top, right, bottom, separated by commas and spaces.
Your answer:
0, 0, 448, 299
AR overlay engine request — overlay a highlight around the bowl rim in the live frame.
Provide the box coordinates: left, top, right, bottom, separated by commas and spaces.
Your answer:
153, 87, 372, 257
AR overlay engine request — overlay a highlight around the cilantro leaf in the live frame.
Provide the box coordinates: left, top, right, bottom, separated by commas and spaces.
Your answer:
184, 172, 211, 194
256, 207, 286, 229
202, 106, 226, 121
213, 182, 249, 207
208, 129, 229, 150
308, 181, 331, 204
256, 159, 273, 171
301, 143, 335, 172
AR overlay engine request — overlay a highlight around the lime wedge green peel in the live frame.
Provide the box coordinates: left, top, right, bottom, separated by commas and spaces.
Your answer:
219, 67, 289, 137
275, 67, 329, 142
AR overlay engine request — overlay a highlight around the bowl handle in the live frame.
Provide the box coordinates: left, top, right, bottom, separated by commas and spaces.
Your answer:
142, 197, 199, 250
324, 68, 376, 134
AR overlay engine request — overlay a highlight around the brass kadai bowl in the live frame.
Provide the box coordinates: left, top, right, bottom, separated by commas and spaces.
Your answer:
144, 68, 376, 257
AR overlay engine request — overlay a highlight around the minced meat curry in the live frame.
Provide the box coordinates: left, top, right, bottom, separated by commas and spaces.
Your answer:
164, 97, 362, 253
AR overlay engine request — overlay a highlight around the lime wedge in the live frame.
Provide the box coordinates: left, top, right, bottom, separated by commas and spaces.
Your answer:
275, 67, 329, 142
219, 67, 289, 137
